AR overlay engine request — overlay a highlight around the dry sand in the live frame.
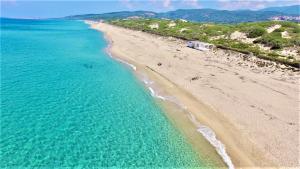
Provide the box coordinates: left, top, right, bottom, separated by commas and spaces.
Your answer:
89, 22, 299, 168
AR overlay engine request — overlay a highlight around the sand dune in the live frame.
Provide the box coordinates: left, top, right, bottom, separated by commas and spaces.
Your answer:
90, 22, 299, 168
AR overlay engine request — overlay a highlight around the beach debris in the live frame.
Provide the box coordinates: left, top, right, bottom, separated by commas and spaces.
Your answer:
176, 49, 181, 51
264, 113, 276, 120
190, 76, 199, 81
157, 62, 162, 66
242, 54, 250, 61
256, 61, 266, 67
279, 64, 286, 69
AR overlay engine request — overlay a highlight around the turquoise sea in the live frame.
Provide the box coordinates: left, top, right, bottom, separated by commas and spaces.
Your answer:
1, 18, 212, 168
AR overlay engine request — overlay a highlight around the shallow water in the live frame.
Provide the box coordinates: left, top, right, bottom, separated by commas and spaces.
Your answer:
1, 18, 213, 168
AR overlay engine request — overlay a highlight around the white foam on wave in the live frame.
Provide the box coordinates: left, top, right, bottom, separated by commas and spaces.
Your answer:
113, 59, 234, 169
105, 46, 137, 71
142, 76, 185, 106
148, 86, 155, 95
142, 78, 154, 85
188, 113, 235, 169
115, 58, 137, 71
146, 82, 235, 169
148, 87, 167, 101
146, 81, 235, 169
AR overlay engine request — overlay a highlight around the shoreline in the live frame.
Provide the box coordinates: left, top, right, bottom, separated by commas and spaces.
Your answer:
87, 21, 299, 168
88, 21, 233, 167
88, 21, 267, 167
108, 43, 233, 168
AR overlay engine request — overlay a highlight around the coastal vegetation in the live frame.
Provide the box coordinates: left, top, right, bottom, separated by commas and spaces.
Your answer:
109, 18, 300, 67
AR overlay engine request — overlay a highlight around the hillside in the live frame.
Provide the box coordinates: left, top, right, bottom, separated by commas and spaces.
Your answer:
65, 6, 299, 23
260, 5, 300, 15
65, 11, 156, 20
109, 18, 300, 67
158, 9, 286, 23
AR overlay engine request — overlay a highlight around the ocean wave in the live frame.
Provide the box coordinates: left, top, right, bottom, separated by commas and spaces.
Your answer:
105, 46, 137, 71
188, 113, 235, 169
142, 78, 154, 85
147, 82, 235, 169
141, 76, 185, 106
148, 87, 167, 101
115, 58, 137, 71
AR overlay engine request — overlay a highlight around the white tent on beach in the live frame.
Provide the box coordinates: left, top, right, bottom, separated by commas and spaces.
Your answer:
187, 41, 214, 51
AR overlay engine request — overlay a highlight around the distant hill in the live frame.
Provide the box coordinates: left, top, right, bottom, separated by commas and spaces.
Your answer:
65, 5, 299, 23
260, 5, 300, 15
158, 9, 285, 23
65, 11, 156, 20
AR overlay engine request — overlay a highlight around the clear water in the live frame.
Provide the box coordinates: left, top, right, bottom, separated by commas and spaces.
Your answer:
1, 18, 211, 168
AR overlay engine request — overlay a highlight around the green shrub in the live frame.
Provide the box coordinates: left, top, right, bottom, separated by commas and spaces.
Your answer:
280, 21, 299, 28
292, 28, 300, 34
271, 39, 284, 49
255, 32, 288, 49
246, 26, 266, 38
268, 52, 281, 58
291, 38, 300, 46
230, 42, 251, 49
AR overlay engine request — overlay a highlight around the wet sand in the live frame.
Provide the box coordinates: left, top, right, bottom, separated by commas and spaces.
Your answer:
89, 21, 299, 168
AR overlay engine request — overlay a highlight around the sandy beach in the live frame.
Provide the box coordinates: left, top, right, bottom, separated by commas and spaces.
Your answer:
89, 22, 299, 168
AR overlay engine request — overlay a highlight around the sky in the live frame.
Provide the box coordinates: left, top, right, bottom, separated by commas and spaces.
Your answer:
1, 0, 299, 18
